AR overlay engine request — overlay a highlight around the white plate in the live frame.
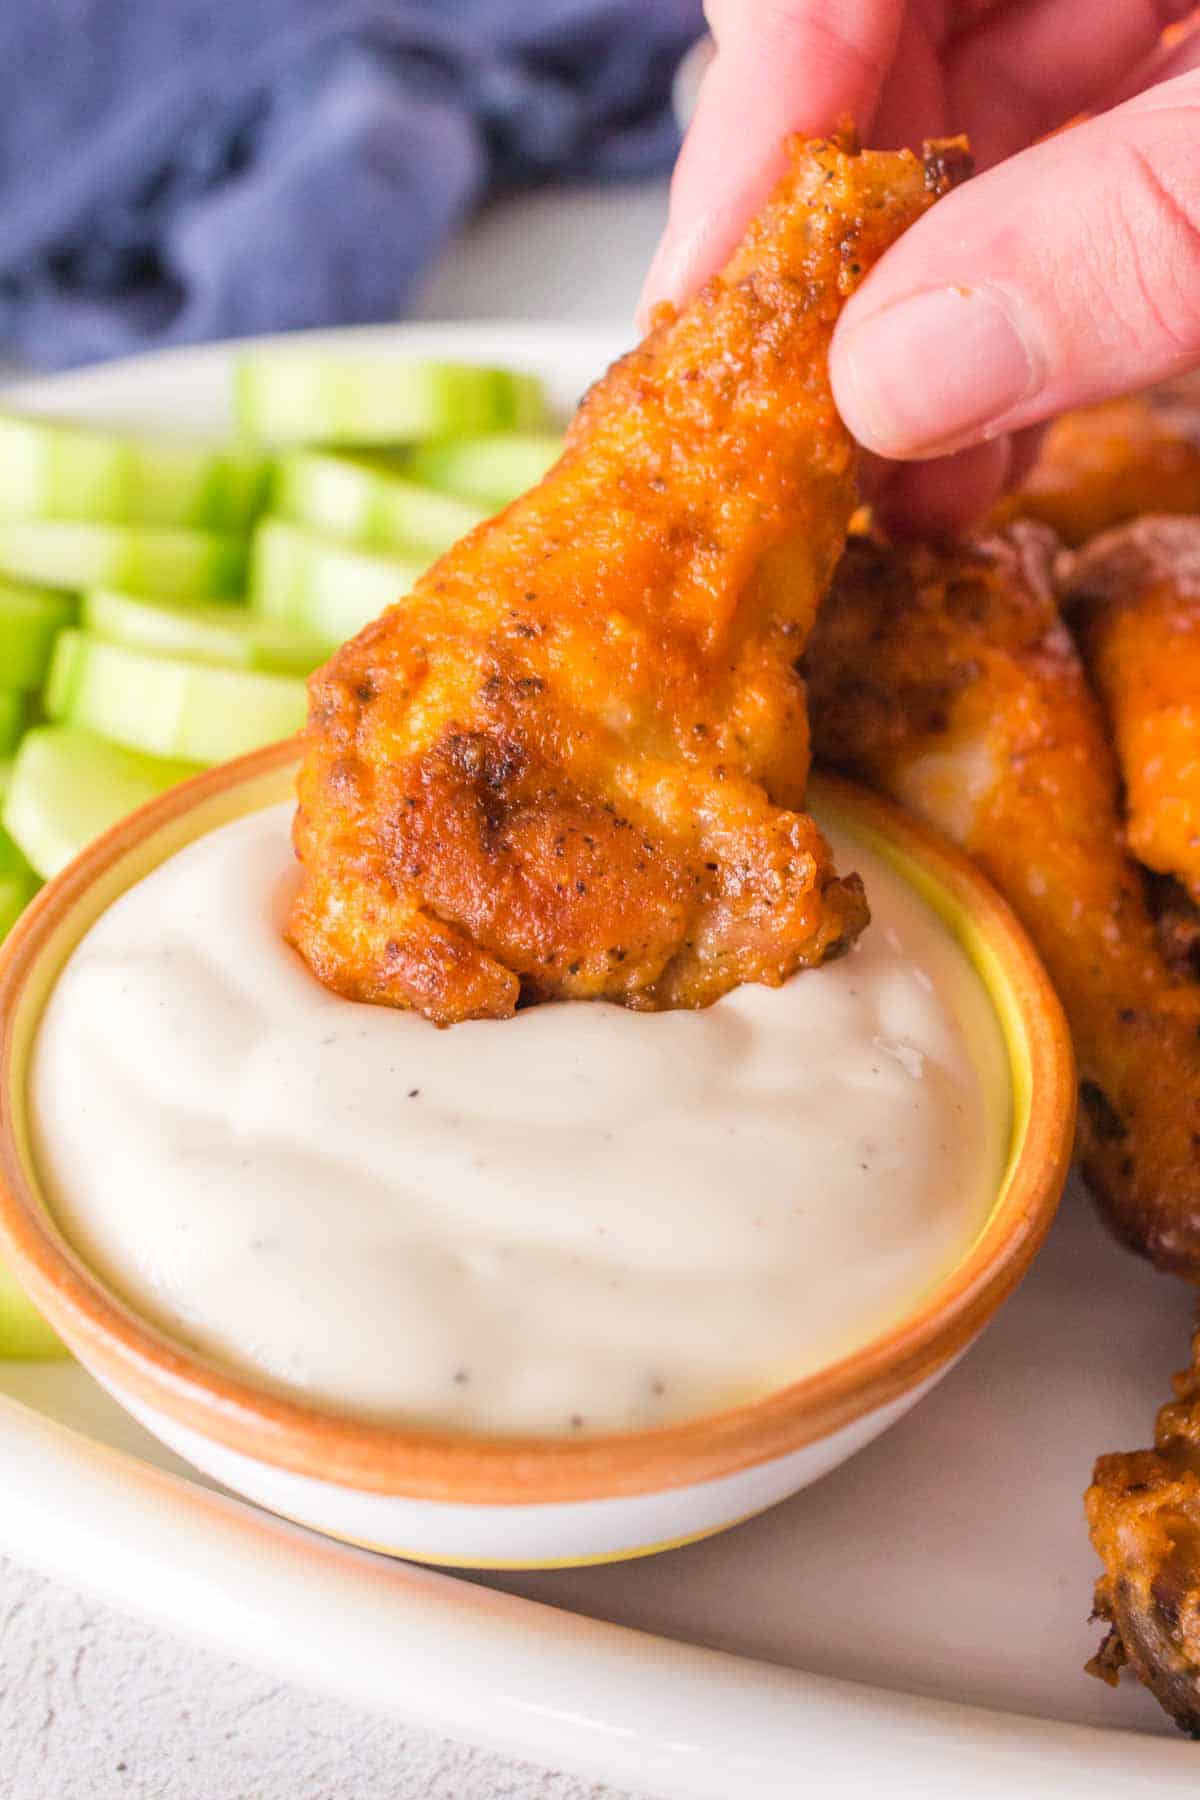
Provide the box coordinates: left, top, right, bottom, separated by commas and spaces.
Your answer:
1, 324, 1196, 1798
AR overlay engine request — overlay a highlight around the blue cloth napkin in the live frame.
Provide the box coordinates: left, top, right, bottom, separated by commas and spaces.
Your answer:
0, 0, 702, 368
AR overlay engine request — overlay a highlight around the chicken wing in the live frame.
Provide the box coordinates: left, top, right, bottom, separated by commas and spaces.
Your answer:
805, 526, 1200, 1274
1088, 1332, 1200, 1735
997, 387, 1200, 545
1054, 517, 1200, 1731
287, 132, 969, 1025
1061, 517, 1200, 906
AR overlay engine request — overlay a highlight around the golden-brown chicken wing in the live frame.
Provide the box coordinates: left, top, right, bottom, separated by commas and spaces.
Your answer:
989, 428, 1200, 1735
1061, 517, 1200, 906
288, 132, 968, 1025
1088, 1330, 1200, 1736
806, 526, 1200, 1273
997, 388, 1200, 545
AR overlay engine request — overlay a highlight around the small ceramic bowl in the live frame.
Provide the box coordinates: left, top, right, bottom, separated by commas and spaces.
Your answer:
0, 740, 1074, 1569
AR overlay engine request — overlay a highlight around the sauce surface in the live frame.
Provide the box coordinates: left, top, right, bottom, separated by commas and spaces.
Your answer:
30, 801, 1010, 1437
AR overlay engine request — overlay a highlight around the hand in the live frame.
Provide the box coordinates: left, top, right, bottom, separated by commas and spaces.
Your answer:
641, 1, 1200, 533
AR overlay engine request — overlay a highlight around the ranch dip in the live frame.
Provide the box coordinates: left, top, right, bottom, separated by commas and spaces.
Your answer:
30, 800, 1009, 1437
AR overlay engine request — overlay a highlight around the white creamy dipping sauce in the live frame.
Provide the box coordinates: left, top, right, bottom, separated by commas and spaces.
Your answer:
31, 801, 1010, 1438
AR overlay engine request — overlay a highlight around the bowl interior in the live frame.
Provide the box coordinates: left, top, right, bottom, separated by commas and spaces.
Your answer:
0, 745, 1074, 1502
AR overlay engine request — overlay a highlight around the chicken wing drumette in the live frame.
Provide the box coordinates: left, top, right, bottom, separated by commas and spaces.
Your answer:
288, 132, 969, 1025
806, 526, 1200, 1274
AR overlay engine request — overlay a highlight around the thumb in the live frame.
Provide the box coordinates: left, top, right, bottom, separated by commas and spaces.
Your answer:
830, 71, 1200, 460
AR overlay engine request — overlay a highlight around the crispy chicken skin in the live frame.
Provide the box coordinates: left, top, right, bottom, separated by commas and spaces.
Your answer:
997, 388, 1200, 545
1061, 517, 1200, 907
806, 527, 1200, 1274
1060, 515, 1200, 1733
287, 132, 969, 1025
1088, 1334, 1200, 1736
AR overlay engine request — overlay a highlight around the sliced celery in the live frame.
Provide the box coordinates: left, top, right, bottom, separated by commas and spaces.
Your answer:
46, 630, 307, 765
3, 725, 200, 879
273, 452, 485, 557
0, 411, 270, 530
249, 518, 424, 647
0, 688, 28, 756
0, 802, 38, 941
0, 582, 77, 691
405, 431, 563, 509
234, 354, 546, 446
0, 521, 246, 600
84, 589, 326, 676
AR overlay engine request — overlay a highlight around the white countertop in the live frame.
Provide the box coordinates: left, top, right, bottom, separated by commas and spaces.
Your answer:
0, 177, 666, 1800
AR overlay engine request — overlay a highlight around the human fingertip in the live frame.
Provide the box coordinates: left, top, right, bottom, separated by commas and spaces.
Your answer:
871, 437, 1013, 539
637, 210, 734, 332
833, 287, 1043, 459
855, 449, 890, 504
636, 242, 675, 334
1004, 423, 1047, 493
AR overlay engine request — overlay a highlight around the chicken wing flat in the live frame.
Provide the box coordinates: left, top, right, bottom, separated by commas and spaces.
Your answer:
1061, 517, 1200, 906
805, 526, 1200, 1274
288, 132, 969, 1025
997, 387, 1200, 545
1088, 1333, 1200, 1735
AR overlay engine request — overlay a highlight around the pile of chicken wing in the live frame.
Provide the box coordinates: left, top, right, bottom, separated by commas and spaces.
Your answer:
287, 128, 1200, 1732
807, 396, 1200, 1735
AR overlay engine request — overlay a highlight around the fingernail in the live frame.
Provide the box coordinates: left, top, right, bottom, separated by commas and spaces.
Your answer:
834, 287, 1042, 458
637, 224, 708, 332
636, 241, 676, 333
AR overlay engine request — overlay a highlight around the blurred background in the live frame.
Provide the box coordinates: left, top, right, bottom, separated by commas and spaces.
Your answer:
0, 0, 707, 371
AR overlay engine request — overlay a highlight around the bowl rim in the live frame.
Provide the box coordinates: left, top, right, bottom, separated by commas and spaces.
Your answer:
0, 738, 1075, 1504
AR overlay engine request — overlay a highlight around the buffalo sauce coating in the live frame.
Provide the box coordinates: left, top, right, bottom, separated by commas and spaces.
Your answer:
288, 134, 969, 1024
808, 528, 1200, 1275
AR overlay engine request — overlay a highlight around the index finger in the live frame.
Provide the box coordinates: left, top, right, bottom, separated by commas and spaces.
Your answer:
638, 0, 904, 324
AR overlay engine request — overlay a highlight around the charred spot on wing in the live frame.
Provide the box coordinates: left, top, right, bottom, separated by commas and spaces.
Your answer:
442, 729, 526, 795
1080, 1078, 1129, 1144
1085, 1622, 1127, 1687
922, 136, 973, 195
1144, 869, 1200, 981
789, 119, 861, 162
325, 756, 361, 802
